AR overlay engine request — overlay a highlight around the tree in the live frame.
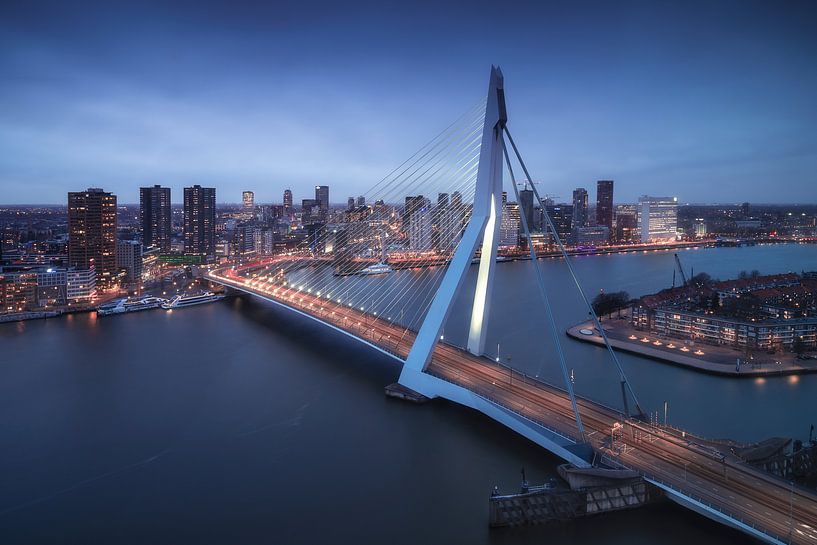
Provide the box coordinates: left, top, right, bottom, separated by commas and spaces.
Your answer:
592, 291, 631, 320
690, 272, 712, 287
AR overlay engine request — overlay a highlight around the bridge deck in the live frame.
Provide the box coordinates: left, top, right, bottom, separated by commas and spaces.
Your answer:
210, 263, 817, 544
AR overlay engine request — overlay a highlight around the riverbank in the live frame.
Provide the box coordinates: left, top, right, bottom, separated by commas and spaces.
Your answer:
566, 314, 817, 377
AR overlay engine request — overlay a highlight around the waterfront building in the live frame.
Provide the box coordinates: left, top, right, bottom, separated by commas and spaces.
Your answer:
36, 268, 67, 306
572, 188, 588, 229
545, 204, 573, 244
66, 266, 96, 304
500, 201, 521, 247
68, 188, 118, 288
0, 271, 37, 313
573, 226, 610, 246
403, 195, 426, 235
694, 218, 707, 239
519, 187, 535, 233
116, 240, 143, 284
631, 273, 816, 351
183, 185, 216, 258
596, 180, 614, 236
139, 185, 172, 252
408, 198, 432, 251
615, 204, 639, 243
638, 195, 678, 243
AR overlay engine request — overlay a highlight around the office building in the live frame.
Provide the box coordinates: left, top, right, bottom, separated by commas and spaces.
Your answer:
347, 197, 355, 210
68, 188, 117, 287
139, 185, 171, 252
183, 185, 216, 257
356, 195, 365, 207
572, 188, 588, 228
116, 240, 143, 283
596, 180, 614, 232
638, 195, 678, 242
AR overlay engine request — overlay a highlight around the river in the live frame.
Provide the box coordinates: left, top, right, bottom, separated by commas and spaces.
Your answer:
1, 243, 814, 544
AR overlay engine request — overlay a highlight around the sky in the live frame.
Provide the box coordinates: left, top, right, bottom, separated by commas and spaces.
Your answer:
1, 0, 816, 205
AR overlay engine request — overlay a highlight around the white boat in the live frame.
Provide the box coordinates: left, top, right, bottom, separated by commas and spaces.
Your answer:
357, 262, 393, 276
162, 292, 225, 309
97, 296, 167, 316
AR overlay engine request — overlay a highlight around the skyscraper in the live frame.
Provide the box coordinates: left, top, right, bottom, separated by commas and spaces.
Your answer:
68, 188, 117, 287
572, 188, 588, 228
519, 187, 534, 233
242, 191, 255, 214
315, 185, 329, 221
283, 189, 293, 216
183, 185, 216, 258
408, 198, 432, 251
139, 185, 171, 252
403, 195, 426, 235
596, 180, 614, 231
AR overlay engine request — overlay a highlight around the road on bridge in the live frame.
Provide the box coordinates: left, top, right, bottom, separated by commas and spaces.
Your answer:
210, 260, 817, 545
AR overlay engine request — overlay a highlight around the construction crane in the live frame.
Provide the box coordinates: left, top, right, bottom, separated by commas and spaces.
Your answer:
674, 253, 688, 287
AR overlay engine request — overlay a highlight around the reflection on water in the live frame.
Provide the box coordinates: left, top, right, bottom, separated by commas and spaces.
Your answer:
0, 243, 814, 545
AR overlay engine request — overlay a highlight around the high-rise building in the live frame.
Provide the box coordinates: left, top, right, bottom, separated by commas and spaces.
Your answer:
519, 187, 535, 233
408, 197, 432, 251
347, 197, 355, 210
500, 201, 521, 247
638, 196, 678, 243
545, 204, 573, 244
139, 185, 171, 252
68, 188, 117, 287
572, 188, 588, 228
614, 204, 639, 243
183, 185, 216, 257
301, 198, 319, 224
242, 191, 255, 214
403, 195, 426, 235
741, 202, 750, 218
596, 180, 614, 231
315, 185, 329, 220
116, 240, 143, 283
356, 196, 365, 207
283, 189, 293, 216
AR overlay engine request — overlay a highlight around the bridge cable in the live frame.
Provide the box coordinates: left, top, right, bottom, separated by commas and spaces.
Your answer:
503, 126, 645, 419
502, 136, 587, 440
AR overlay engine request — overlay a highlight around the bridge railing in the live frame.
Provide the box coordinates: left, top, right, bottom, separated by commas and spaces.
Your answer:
425, 368, 584, 446
597, 454, 786, 544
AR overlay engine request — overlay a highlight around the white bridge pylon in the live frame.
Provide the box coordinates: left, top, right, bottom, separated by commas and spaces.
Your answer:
399, 66, 506, 379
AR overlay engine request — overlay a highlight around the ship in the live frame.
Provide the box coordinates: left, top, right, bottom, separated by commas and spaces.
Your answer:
97, 296, 167, 316
357, 262, 394, 276
161, 291, 225, 309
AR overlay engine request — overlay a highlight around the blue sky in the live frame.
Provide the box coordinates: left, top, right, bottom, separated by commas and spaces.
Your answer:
1, 0, 816, 205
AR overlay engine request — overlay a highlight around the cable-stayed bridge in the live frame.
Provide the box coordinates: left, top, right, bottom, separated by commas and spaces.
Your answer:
208, 67, 817, 544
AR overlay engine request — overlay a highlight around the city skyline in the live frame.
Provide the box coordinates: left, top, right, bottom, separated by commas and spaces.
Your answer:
2, 1, 817, 205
